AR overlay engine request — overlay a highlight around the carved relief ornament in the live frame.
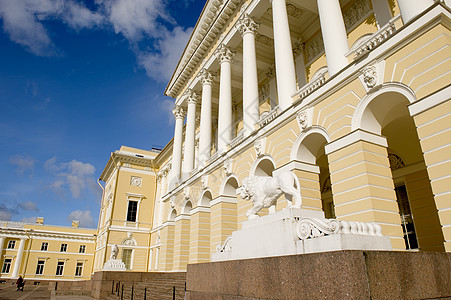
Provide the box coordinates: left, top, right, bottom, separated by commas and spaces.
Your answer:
130, 176, 142, 187
224, 158, 233, 175
296, 110, 308, 130
199, 68, 214, 85
254, 138, 266, 157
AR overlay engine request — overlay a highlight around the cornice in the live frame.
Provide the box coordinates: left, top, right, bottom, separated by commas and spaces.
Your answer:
165, 0, 245, 99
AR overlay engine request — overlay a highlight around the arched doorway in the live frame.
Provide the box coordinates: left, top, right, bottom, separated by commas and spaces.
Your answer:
294, 128, 334, 218
355, 87, 444, 251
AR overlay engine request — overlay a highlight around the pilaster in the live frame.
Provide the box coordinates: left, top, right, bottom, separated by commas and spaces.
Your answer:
188, 207, 211, 264
210, 196, 237, 255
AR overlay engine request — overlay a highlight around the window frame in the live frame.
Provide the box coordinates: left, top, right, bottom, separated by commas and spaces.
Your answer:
55, 261, 64, 276
121, 248, 133, 270
35, 260, 45, 275
1, 258, 12, 274
60, 243, 67, 252
75, 261, 84, 277
126, 200, 138, 222
7, 240, 15, 249
41, 242, 48, 251
79, 245, 86, 253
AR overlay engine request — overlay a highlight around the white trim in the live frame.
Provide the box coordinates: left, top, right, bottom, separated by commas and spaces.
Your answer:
409, 86, 451, 116
325, 129, 387, 155
290, 126, 331, 162
174, 214, 190, 222
219, 174, 240, 197
211, 195, 237, 207
190, 206, 211, 214
273, 160, 320, 176
118, 166, 155, 176
161, 221, 175, 228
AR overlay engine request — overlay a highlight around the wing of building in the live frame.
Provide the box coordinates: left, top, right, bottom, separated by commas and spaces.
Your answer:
0, 218, 96, 281
91, 0, 451, 273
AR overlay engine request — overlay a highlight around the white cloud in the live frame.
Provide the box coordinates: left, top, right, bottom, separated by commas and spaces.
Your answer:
137, 26, 193, 82
67, 209, 95, 228
18, 201, 39, 212
0, 0, 102, 56
45, 157, 96, 198
9, 154, 34, 174
99, 0, 172, 41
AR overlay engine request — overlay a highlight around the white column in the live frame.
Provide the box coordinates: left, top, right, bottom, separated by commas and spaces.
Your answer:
182, 89, 198, 178
266, 66, 278, 109
271, 0, 297, 111
0, 236, 5, 254
170, 106, 185, 187
236, 14, 259, 135
397, 0, 434, 23
317, 0, 349, 76
11, 238, 26, 278
293, 41, 307, 88
215, 44, 235, 153
198, 69, 214, 167
157, 168, 169, 226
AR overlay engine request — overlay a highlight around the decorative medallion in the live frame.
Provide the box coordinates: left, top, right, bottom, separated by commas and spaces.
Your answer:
130, 176, 142, 187
122, 232, 136, 246
362, 65, 377, 88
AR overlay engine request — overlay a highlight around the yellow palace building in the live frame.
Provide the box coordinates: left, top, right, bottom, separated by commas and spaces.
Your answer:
0, 218, 96, 281
93, 0, 451, 273
1, 0, 450, 280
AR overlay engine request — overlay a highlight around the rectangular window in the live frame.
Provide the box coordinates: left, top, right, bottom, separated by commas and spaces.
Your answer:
1, 259, 11, 273
41, 242, 48, 251
126, 201, 138, 222
79, 245, 86, 253
60, 244, 67, 252
35, 260, 45, 275
75, 262, 83, 277
122, 249, 133, 270
56, 261, 64, 276
7, 240, 15, 249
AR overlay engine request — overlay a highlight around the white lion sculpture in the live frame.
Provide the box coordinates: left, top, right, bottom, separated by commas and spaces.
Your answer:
237, 171, 302, 220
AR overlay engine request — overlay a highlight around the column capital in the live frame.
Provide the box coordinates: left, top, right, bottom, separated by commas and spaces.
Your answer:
198, 68, 214, 85
185, 88, 199, 104
236, 13, 259, 36
293, 40, 304, 58
173, 105, 186, 119
214, 44, 235, 64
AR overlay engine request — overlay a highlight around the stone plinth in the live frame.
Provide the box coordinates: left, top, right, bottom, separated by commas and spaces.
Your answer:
213, 208, 391, 261
187, 251, 451, 300
102, 259, 126, 271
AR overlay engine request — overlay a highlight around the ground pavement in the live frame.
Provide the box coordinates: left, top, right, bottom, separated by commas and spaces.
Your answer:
0, 283, 95, 300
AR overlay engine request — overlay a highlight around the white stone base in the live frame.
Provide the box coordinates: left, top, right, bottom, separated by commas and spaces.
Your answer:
212, 207, 392, 261
102, 259, 126, 271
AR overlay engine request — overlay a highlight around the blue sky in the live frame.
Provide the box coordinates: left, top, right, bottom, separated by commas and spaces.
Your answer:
0, 0, 205, 228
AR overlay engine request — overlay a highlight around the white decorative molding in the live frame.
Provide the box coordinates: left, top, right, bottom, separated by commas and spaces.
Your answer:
324, 129, 388, 155
130, 176, 142, 187
361, 65, 378, 88
257, 106, 279, 128
228, 131, 244, 149
183, 186, 190, 200
352, 16, 398, 60
216, 236, 232, 252
296, 73, 326, 101
305, 33, 324, 63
